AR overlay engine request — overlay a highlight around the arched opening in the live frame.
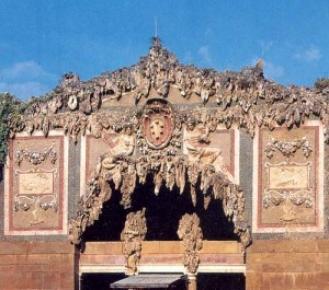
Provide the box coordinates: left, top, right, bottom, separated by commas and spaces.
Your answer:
82, 175, 238, 242
73, 143, 250, 290
79, 175, 245, 290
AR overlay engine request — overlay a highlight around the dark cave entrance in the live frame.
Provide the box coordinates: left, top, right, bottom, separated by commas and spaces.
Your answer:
81, 176, 244, 290
82, 176, 239, 242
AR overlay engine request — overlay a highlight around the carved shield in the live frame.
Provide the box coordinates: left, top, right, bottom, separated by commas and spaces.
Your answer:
142, 100, 173, 149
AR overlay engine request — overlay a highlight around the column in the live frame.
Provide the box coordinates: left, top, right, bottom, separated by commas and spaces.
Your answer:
186, 274, 197, 290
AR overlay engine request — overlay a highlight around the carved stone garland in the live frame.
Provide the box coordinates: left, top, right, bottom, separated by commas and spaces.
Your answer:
120, 208, 147, 275
264, 137, 312, 159
177, 213, 203, 274
15, 145, 57, 166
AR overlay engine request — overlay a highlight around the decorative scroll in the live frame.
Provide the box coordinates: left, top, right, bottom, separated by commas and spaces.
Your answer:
121, 209, 147, 275
18, 172, 54, 194
177, 213, 203, 274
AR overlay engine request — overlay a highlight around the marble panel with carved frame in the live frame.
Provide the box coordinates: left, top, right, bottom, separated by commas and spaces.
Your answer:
182, 125, 240, 184
252, 121, 324, 233
4, 130, 68, 235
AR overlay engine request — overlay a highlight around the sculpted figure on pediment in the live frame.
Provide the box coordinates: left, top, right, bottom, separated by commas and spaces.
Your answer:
183, 123, 233, 181
101, 126, 135, 170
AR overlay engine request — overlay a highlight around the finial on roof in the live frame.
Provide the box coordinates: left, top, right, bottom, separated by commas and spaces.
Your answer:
151, 36, 162, 48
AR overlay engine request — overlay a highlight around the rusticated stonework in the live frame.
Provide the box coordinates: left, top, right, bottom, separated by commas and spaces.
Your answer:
253, 121, 324, 232
4, 130, 68, 235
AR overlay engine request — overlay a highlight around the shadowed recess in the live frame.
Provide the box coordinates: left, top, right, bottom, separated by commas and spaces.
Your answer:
82, 175, 238, 242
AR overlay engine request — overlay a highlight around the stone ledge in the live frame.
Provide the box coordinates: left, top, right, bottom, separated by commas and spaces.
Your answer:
247, 239, 329, 253
0, 241, 75, 255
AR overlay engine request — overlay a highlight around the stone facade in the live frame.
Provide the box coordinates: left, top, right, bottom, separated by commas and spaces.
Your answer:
0, 38, 329, 290
0, 241, 77, 290
247, 240, 329, 290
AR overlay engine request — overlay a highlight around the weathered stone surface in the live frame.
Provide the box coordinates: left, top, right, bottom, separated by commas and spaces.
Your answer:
0, 241, 77, 290
246, 240, 329, 290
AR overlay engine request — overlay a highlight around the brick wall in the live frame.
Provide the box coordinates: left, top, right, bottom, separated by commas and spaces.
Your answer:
0, 241, 78, 290
246, 240, 329, 290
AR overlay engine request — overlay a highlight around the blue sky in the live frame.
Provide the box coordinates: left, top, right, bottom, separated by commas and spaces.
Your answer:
0, 0, 328, 99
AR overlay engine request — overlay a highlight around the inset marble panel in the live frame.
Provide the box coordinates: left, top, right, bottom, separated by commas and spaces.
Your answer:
183, 125, 239, 183
4, 131, 68, 235
80, 129, 136, 196
253, 121, 324, 232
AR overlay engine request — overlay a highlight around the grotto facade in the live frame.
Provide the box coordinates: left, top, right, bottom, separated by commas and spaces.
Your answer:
1, 38, 329, 290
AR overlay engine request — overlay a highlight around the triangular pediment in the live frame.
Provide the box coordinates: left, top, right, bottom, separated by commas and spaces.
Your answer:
25, 37, 268, 112
12, 37, 329, 142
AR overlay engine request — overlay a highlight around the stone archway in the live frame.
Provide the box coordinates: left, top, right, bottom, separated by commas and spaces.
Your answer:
69, 98, 250, 248
69, 98, 251, 289
68, 152, 251, 249
70, 152, 250, 290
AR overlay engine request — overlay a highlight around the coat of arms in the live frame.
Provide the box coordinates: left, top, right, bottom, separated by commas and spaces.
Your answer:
142, 99, 174, 149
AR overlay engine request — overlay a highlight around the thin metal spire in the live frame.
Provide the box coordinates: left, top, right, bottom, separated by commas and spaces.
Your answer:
154, 16, 158, 38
